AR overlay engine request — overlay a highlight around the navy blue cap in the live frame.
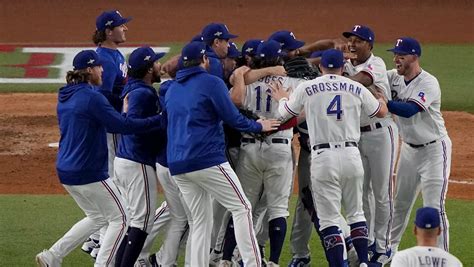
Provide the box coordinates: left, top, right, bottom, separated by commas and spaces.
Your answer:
321, 49, 344, 69
343, 25, 375, 44
73, 50, 102, 70
181, 41, 207, 62
96, 10, 131, 31
227, 42, 241, 59
201, 23, 238, 41
256, 40, 285, 59
387, 37, 422, 57
415, 207, 440, 229
268, 30, 305, 51
242, 39, 264, 57
128, 46, 165, 70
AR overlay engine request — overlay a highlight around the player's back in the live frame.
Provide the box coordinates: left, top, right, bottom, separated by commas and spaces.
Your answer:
302, 74, 379, 145
391, 246, 463, 267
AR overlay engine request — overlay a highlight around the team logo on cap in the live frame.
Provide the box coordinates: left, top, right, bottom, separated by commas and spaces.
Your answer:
214, 31, 223, 37
144, 55, 151, 61
353, 25, 361, 32
200, 49, 206, 54
105, 20, 114, 26
396, 39, 403, 47
245, 47, 254, 53
87, 59, 95, 64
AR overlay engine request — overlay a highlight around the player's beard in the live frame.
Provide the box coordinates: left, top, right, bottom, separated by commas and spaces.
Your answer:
151, 69, 161, 84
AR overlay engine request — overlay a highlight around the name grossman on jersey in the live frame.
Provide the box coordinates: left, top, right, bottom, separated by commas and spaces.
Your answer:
305, 79, 362, 96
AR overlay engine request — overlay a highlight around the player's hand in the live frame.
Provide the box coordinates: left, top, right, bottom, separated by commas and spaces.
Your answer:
268, 80, 290, 101
374, 91, 388, 103
334, 39, 349, 52
233, 65, 251, 76
269, 66, 287, 77
257, 118, 281, 132
160, 55, 180, 78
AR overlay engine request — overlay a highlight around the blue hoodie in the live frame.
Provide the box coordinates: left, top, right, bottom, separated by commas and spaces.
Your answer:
206, 49, 224, 79
165, 66, 262, 176
56, 82, 165, 185
116, 78, 163, 167
155, 80, 174, 168
96, 46, 127, 111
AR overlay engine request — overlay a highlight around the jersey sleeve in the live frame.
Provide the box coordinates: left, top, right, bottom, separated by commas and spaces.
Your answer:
99, 58, 116, 93
390, 253, 408, 267
360, 87, 381, 118
407, 76, 440, 112
277, 82, 305, 120
363, 57, 387, 86
125, 89, 151, 119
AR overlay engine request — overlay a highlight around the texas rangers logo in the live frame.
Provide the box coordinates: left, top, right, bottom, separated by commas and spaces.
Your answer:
353, 25, 361, 32
367, 64, 373, 70
418, 91, 426, 102
396, 39, 403, 47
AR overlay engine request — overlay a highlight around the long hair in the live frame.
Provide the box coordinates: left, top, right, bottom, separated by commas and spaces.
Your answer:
65, 69, 91, 84
253, 57, 283, 69
92, 30, 107, 46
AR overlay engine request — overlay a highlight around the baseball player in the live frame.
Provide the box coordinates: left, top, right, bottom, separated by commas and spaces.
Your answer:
113, 46, 166, 267
270, 49, 388, 267
382, 37, 452, 256
201, 23, 238, 79
35, 50, 165, 267
341, 24, 399, 265
165, 41, 279, 267
82, 10, 131, 256
220, 40, 306, 267
391, 207, 462, 267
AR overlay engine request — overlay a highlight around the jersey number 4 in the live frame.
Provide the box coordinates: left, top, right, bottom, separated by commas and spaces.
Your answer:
326, 95, 343, 120
255, 86, 272, 112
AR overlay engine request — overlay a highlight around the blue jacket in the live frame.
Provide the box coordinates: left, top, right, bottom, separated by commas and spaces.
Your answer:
165, 66, 262, 175
206, 49, 224, 79
116, 78, 163, 167
96, 47, 127, 112
56, 82, 164, 185
155, 80, 174, 168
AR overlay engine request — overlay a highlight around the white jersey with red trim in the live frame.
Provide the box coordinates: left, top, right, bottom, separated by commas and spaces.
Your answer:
344, 53, 391, 126
242, 75, 305, 138
388, 69, 448, 145
278, 74, 381, 146
391, 246, 463, 267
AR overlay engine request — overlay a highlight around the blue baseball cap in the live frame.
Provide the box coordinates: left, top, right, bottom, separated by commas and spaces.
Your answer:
415, 207, 440, 229
256, 40, 285, 59
321, 49, 344, 69
387, 37, 422, 57
343, 25, 375, 44
73, 50, 102, 70
242, 39, 264, 57
128, 46, 165, 70
96, 10, 132, 31
268, 30, 305, 51
181, 41, 207, 62
227, 42, 241, 59
201, 23, 238, 41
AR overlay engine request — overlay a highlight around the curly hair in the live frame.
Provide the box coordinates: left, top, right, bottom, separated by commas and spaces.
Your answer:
65, 69, 91, 84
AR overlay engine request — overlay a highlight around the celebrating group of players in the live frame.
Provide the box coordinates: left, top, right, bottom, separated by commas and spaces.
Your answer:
35, 8, 462, 267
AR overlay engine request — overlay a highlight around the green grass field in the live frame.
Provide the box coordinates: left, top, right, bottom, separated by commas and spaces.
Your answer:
0, 43, 473, 112
0, 194, 472, 266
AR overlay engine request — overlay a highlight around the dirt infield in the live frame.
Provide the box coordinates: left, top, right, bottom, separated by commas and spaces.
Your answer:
1, 0, 472, 44
0, 94, 472, 200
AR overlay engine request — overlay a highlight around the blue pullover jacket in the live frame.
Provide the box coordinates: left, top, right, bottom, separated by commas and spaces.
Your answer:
155, 80, 174, 168
56, 82, 165, 185
165, 66, 262, 175
96, 46, 127, 111
116, 78, 163, 167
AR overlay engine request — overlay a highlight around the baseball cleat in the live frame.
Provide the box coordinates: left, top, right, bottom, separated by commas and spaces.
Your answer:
36, 249, 61, 267
347, 246, 360, 266
267, 261, 280, 267
81, 238, 99, 254
90, 243, 100, 260
218, 260, 233, 267
287, 256, 310, 267
209, 250, 223, 266
369, 250, 392, 266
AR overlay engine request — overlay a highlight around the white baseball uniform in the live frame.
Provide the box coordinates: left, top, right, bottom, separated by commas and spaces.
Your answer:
237, 75, 304, 222
277, 74, 381, 231
388, 69, 452, 252
344, 54, 399, 255
391, 246, 462, 267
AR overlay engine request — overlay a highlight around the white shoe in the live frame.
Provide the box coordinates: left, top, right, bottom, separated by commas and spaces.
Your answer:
347, 246, 360, 266
209, 250, 223, 266
134, 256, 152, 267
81, 238, 99, 254
36, 249, 61, 267
218, 260, 233, 267
267, 261, 280, 267
90, 243, 100, 260
359, 263, 368, 267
